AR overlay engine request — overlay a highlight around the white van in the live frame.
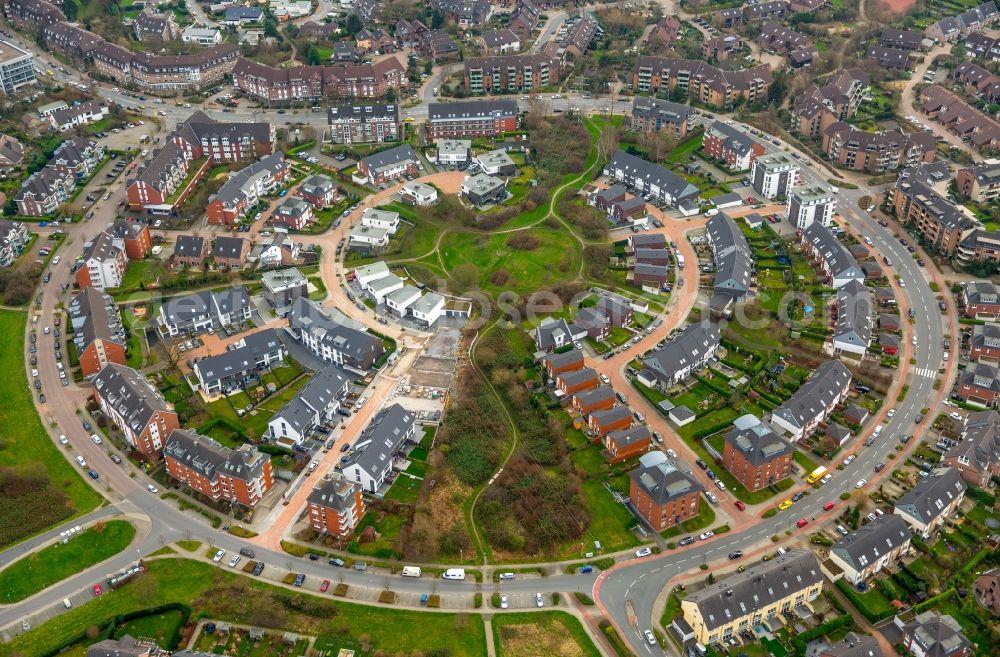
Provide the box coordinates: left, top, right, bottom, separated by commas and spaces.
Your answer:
401, 566, 421, 577
63, 598, 72, 609
442, 568, 466, 580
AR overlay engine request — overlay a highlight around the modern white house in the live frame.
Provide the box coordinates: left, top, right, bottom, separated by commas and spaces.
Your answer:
349, 225, 390, 249
354, 261, 392, 288
411, 291, 446, 326
267, 365, 351, 445
341, 404, 418, 493
360, 207, 400, 234
400, 180, 438, 206
368, 274, 405, 304
385, 285, 422, 316
435, 139, 472, 165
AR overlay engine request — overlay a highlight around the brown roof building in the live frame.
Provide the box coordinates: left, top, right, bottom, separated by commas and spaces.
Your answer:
633, 57, 772, 109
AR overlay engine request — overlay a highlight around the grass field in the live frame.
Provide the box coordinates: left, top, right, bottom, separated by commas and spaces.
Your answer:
1, 558, 488, 657
113, 609, 185, 647
0, 310, 102, 550
0, 520, 135, 603
493, 611, 601, 657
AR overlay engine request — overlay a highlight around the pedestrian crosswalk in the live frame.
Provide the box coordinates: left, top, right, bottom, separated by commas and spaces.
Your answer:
912, 367, 938, 379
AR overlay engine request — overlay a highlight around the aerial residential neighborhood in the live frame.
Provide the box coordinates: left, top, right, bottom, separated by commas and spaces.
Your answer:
1, 0, 1000, 656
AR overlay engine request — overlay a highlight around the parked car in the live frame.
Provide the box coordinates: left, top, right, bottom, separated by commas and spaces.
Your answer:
635, 547, 652, 558
796, 518, 809, 528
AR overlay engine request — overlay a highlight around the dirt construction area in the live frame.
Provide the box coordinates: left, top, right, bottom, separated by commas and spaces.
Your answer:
879, 0, 916, 13
409, 327, 461, 388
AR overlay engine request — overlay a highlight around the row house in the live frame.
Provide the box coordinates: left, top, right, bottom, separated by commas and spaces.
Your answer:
683, 550, 821, 645
427, 99, 518, 140
588, 405, 632, 438
417, 29, 459, 62
963, 280, 1000, 319
792, 69, 869, 139
892, 164, 974, 256
716, 0, 788, 28
604, 425, 652, 463
965, 31, 1000, 61
603, 149, 699, 209
327, 103, 399, 144
925, 0, 999, 41
832, 279, 873, 359
206, 153, 290, 225
355, 28, 396, 54
164, 429, 274, 507
560, 11, 602, 58
542, 347, 584, 377
231, 57, 406, 104
630, 453, 703, 531
920, 85, 1000, 152
952, 61, 1000, 99
829, 514, 912, 584
800, 222, 864, 288
211, 236, 250, 270
555, 366, 598, 397
864, 45, 912, 70
769, 359, 851, 441
157, 287, 252, 336
893, 467, 966, 539
172, 234, 209, 268
307, 473, 365, 538
69, 287, 126, 377
943, 410, 1000, 487
638, 322, 721, 392
822, 122, 935, 173
464, 49, 561, 94
958, 362, 1000, 406
633, 57, 772, 109
482, 28, 520, 55
706, 212, 753, 314
76, 231, 126, 291
191, 328, 285, 396
571, 385, 615, 415
92, 362, 179, 458
969, 322, 1000, 362
342, 404, 418, 493
268, 365, 350, 445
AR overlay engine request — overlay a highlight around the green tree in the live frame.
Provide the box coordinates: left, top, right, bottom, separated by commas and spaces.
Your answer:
306, 45, 320, 65
62, 0, 77, 21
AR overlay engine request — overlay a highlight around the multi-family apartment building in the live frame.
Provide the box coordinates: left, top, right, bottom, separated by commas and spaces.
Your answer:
327, 103, 399, 144
629, 452, 704, 530
0, 218, 28, 267
792, 69, 869, 139
964, 281, 1000, 319
956, 160, 1000, 203
69, 288, 126, 377
703, 121, 765, 170
356, 144, 417, 186
723, 417, 793, 492
894, 467, 966, 539
91, 362, 179, 458
787, 185, 836, 230
426, 99, 519, 140
892, 164, 975, 256
75, 231, 126, 291
769, 359, 851, 440
970, 323, 1000, 362
0, 39, 35, 94
638, 322, 721, 391
268, 365, 350, 445
191, 328, 285, 396
108, 218, 151, 262
206, 153, 290, 225
628, 96, 690, 138
231, 57, 406, 104
464, 50, 561, 94
15, 164, 74, 215
288, 297, 385, 371
751, 152, 799, 199
157, 287, 252, 336
682, 550, 823, 644
298, 174, 339, 208
603, 150, 699, 209
132, 9, 179, 42
633, 57, 772, 108
5, 0, 65, 31
341, 404, 418, 493
126, 143, 201, 211
307, 473, 366, 537
822, 123, 935, 173
164, 429, 274, 507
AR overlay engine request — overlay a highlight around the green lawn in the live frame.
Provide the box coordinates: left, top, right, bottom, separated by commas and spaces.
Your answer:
0, 520, 136, 603
205, 372, 309, 440
578, 478, 639, 554
792, 450, 820, 476
493, 611, 601, 657
1, 558, 487, 657
113, 609, 185, 647
0, 310, 102, 550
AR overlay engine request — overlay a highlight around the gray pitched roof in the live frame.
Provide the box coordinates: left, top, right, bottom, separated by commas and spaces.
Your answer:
573, 385, 615, 407
629, 458, 703, 505
92, 363, 172, 434
834, 280, 873, 348
706, 121, 761, 157
642, 322, 721, 385
70, 287, 124, 353
174, 234, 206, 258
707, 213, 753, 302
351, 403, 416, 476
821, 632, 888, 657
193, 328, 283, 383
269, 364, 350, 437
902, 611, 972, 657
831, 514, 910, 572
536, 317, 573, 350
801, 223, 864, 282
164, 429, 270, 483
631, 96, 691, 124
360, 144, 416, 173
772, 360, 851, 430
894, 467, 965, 526
288, 297, 384, 365
605, 150, 699, 203
212, 236, 246, 259
725, 422, 792, 467
307, 472, 360, 512
685, 550, 822, 632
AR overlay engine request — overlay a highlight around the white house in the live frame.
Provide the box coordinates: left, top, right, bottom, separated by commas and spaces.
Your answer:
368, 274, 404, 304
354, 261, 392, 288
400, 180, 438, 206
267, 365, 350, 445
411, 292, 445, 326
349, 225, 390, 249
360, 207, 400, 234
181, 26, 222, 45
341, 404, 418, 493
435, 139, 471, 165
386, 285, 422, 316
49, 101, 109, 132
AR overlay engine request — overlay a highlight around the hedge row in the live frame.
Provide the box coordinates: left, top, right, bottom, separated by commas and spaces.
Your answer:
790, 614, 852, 657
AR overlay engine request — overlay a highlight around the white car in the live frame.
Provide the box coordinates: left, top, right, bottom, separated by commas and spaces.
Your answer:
887, 408, 895, 418
91, 434, 102, 445
213, 549, 226, 562
58, 434, 68, 445
635, 547, 652, 558
856, 479, 868, 489
500, 594, 508, 609
43, 326, 50, 334
843, 455, 856, 466
644, 630, 657, 646
31, 368, 38, 377
228, 554, 241, 568
535, 593, 544, 607
864, 237, 873, 245
147, 484, 159, 494
666, 448, 678, 459
699, 531, 715, 540
715, 480, 726, 491
600, 374, 610, 384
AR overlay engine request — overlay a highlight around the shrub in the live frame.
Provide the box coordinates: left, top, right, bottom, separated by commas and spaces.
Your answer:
473, 592, 482, 608
575, 592, 595, 605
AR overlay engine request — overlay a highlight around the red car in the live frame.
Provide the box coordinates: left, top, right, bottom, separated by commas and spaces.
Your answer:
319, 579, 330, 593
734, 500, 746, 511
823, 501, 835, 511
747, 196, 756, 204
796, 518, 809, 528
92, 584, 103, 596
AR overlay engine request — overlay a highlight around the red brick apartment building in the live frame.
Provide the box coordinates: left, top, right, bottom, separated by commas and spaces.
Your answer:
629, 459, 704, 531
963, 281, 1000, 319
426, 99, 519, 140
109, 219, 152, 261
307, 473, 366, 537
91, 363, 180, 458
632, 57, 772, 109
69, 288, 127, 377
164, 429, 274, 507
722, 423, 794, 492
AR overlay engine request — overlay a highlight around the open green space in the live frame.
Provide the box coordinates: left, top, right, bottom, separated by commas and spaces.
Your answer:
0, 310, 102, 550
113, 609, 185, 647
1, 558, 487, 657
493, 611, 601, 657
0, 520, 135, 603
